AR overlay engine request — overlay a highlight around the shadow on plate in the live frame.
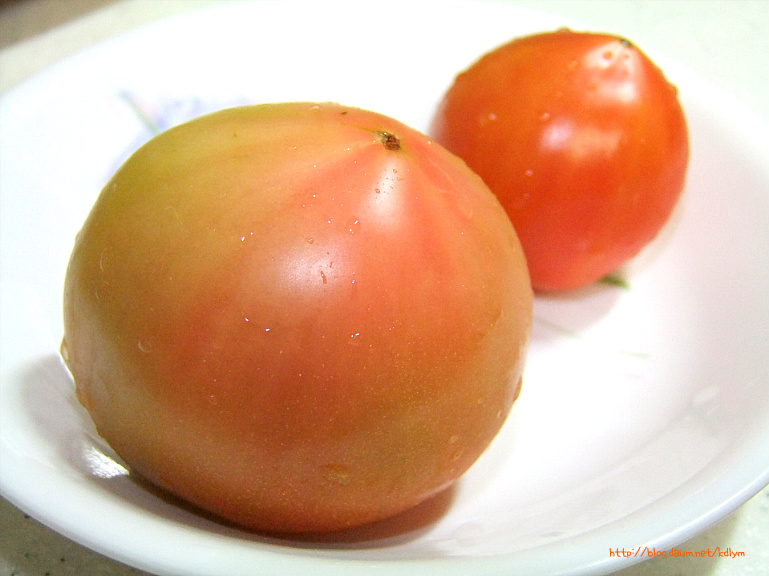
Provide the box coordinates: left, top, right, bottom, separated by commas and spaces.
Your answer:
531, 279, 624, 346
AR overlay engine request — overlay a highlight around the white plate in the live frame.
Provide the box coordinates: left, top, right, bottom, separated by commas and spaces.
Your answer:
1, 2, 768, 576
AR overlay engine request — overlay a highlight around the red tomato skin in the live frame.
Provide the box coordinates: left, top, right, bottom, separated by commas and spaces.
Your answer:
62, 103, 532, 533
431, 30, 689, 291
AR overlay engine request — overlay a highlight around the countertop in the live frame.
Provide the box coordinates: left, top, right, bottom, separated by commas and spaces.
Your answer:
1, 1, 768, 576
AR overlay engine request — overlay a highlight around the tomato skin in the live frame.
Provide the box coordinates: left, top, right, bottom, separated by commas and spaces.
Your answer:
62, 102, 532, 533
431, 30, 689, 291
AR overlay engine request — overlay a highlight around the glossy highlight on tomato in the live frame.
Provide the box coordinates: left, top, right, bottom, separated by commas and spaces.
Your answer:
61, 102, 532, 533
431, 29, 689, 291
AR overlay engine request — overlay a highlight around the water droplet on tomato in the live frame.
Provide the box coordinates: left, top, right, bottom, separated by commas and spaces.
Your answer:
98, 248, 108, 272
75, 384, 92, 411
455, 192, 474, 219
211, 339, 224, 350
346, 217, 361, 234
60, 338, 70, 363
321, 464, 351, 486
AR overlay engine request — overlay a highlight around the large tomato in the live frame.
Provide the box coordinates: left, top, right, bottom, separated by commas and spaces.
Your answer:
431, 29, 689, 291
61, 102, 532, 533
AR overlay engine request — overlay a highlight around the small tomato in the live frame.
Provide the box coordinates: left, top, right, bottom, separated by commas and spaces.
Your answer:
431, 29, 689, 291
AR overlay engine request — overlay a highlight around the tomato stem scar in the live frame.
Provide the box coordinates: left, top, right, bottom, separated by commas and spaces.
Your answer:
378, 131, 401, 151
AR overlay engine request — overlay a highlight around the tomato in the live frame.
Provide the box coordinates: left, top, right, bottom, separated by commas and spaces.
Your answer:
430, 29, 689, 291
61, 102, 532, 533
